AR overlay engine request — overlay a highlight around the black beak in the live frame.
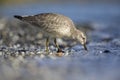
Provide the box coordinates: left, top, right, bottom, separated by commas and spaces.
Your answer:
83, 44, 88, 51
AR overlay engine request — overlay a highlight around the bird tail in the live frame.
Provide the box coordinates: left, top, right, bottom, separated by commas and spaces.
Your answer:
14, 15, 23, 20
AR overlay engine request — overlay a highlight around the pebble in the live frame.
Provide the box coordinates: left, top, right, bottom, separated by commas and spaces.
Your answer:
55, 52, 64, 57
0, 46, 71, 59
0, 51, 2, 56
103, 50, 111, 53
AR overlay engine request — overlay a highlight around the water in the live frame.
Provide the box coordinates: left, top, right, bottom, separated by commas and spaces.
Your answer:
1, 3, 120, 24
0, 3, 120, 80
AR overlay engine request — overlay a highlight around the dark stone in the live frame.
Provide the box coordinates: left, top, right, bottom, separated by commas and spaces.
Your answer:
103, 50, 111, 53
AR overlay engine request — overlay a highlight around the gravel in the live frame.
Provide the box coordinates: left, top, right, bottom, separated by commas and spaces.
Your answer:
0, 18, 120, 80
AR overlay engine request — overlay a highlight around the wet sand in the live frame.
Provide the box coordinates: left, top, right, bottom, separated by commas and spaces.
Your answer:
0, 17, 120, 80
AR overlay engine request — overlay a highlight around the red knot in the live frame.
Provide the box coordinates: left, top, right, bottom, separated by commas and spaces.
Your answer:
14, 13, 87, 52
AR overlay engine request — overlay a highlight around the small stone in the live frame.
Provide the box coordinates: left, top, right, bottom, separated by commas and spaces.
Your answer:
36, 51, 42, 55
10, 53, 16, 57
55, 52, 64, 57
39, 54, 45, 58
0, 51, 2, 56
30, 52, 35, 55
103, 50, 110, 53
99, 51, 103, 54
19, 52, 25, 56
64, 51, 70, 56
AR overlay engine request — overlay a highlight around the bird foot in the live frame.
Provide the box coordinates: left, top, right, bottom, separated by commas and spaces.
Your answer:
57, 48, 64, 53
45, 49, 50, 55
55, 48, 64, 57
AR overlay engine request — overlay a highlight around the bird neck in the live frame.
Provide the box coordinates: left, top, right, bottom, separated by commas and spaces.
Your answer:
71, 29, 78, 40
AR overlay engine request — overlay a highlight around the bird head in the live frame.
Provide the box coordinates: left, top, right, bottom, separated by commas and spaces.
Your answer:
72, 29, 88, 50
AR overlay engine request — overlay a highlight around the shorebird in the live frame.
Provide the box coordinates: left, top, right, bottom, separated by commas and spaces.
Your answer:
14, 13, 87, 53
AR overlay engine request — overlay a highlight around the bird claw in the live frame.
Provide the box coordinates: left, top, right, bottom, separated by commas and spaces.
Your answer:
45, 49, 50, 55
57, 48, 64, 53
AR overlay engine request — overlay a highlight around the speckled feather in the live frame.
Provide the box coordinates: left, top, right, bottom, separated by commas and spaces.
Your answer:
14, 13, 76, 38
14, 13, 87, 50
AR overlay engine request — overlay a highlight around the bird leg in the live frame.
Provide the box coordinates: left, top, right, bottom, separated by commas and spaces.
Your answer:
54, 38, 62, 52
45, 37, 49, 53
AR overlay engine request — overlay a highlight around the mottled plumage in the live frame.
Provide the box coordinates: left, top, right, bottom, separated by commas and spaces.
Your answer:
14, 13, 87, 52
